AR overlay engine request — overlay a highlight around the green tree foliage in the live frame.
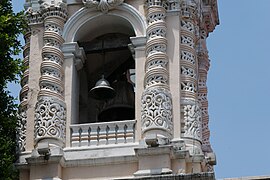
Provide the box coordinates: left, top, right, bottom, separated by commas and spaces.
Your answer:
0, 0, 26, 179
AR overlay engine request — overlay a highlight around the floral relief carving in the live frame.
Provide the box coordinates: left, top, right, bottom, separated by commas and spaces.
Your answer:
181, 66, 196, 78
83, 0, 124, 13
40, 83, 63, 95
145, 74, 168, 88
181, 81, 197, 93
44, 39, 61, 48
147, 12, 165, 24
163, 0, 180, 11
181, 20, 195, 33
181, 51, 195, 64
41, 68, 62, 79
146, 43, 167, 57
17, 109, 27, 152
34, 97, 66, 141
146, 59, 168, 70
181, 35, 194, 47
43, 54, 63, 65
45, 23, 63, 35
147, 27, 166, 39
183, 104, 202, 141
141, 88, 173, 137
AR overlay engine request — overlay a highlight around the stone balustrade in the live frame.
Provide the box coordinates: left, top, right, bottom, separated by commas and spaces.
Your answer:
70, 120, 136, 147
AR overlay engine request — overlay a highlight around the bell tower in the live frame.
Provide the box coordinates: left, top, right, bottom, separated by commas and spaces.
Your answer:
17, 0, 219, 179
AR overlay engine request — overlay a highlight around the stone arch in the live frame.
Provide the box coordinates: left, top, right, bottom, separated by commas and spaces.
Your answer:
63, 3, 147, 42
63, 3, 147, 124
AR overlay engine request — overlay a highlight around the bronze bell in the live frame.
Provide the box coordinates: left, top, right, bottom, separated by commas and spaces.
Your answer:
98, 75, 135, 122
89, 75, 116, 100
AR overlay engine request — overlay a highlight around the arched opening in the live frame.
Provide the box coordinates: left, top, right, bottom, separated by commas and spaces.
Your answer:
76, 15, 136, 124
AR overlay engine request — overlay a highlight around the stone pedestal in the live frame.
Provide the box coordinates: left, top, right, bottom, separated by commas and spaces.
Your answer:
134, 146, 173, 176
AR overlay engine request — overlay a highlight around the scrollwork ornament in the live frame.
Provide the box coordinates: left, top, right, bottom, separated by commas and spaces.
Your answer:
17, 109, 27, 152
34, 96, 66, 141
83, 0, 124, 13
183, 103, 202, 141
141, 88, 173, 137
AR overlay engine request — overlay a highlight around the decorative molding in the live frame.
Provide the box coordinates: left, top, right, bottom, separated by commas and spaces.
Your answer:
70, 120, 136, 147
181, 100, 202, 142
197, 33, 213, 154
163, 0, 180, 12
62, 42, 86, 70
83, 0, 124, 13
141, 1, 173, 140
25, 1, 68, 26
180, 0, 197, 19
25, 8, 43, 25
18, 29, 30, 153
62, 4, 147, 42
141, 88, 173, 138
17, 108, 27, 153
34, 96, 66, 143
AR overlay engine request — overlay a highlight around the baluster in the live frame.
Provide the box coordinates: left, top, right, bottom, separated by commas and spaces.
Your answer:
106, 125, 109, 145
88, 127, 91, 146
124, 124, 127, 143
115, 125, 119, 144
97, 126, 100, 146
78, 127, 82, 147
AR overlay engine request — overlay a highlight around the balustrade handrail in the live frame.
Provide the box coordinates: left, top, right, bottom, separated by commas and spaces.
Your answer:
70, 119, 136, 128
70, 120, 136, 147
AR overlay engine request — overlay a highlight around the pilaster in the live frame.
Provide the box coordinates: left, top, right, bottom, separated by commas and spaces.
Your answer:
17, 30, 31, 153
130, 36, 147, 141
62, 42, 86, 147
18, 9, 45, 152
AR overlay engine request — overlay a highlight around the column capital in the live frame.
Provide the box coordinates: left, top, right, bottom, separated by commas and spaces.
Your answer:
62, 42, 86, 70
130, 36, 147, 48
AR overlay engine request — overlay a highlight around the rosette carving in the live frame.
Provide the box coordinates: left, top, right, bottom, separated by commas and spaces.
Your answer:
34, 97, 66, 141
141, 88, 173, 137
83, 0, 124, 13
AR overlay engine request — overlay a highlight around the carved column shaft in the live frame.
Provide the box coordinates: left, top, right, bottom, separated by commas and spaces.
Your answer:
141, 0, 173, 140
17, 30, 31, 152
197, 29, 213, 153
180, 1, 202, 145
34, 3, 68, 147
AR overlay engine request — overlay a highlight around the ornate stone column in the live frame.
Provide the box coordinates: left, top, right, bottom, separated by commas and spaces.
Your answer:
34, 1, 68, 148
17, 30, 31, 153
141, 0, 173, 143
17, 6, 44, 153
180, 0, 203, 154
197, 28, 216, 172
197, 29, 213, 153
